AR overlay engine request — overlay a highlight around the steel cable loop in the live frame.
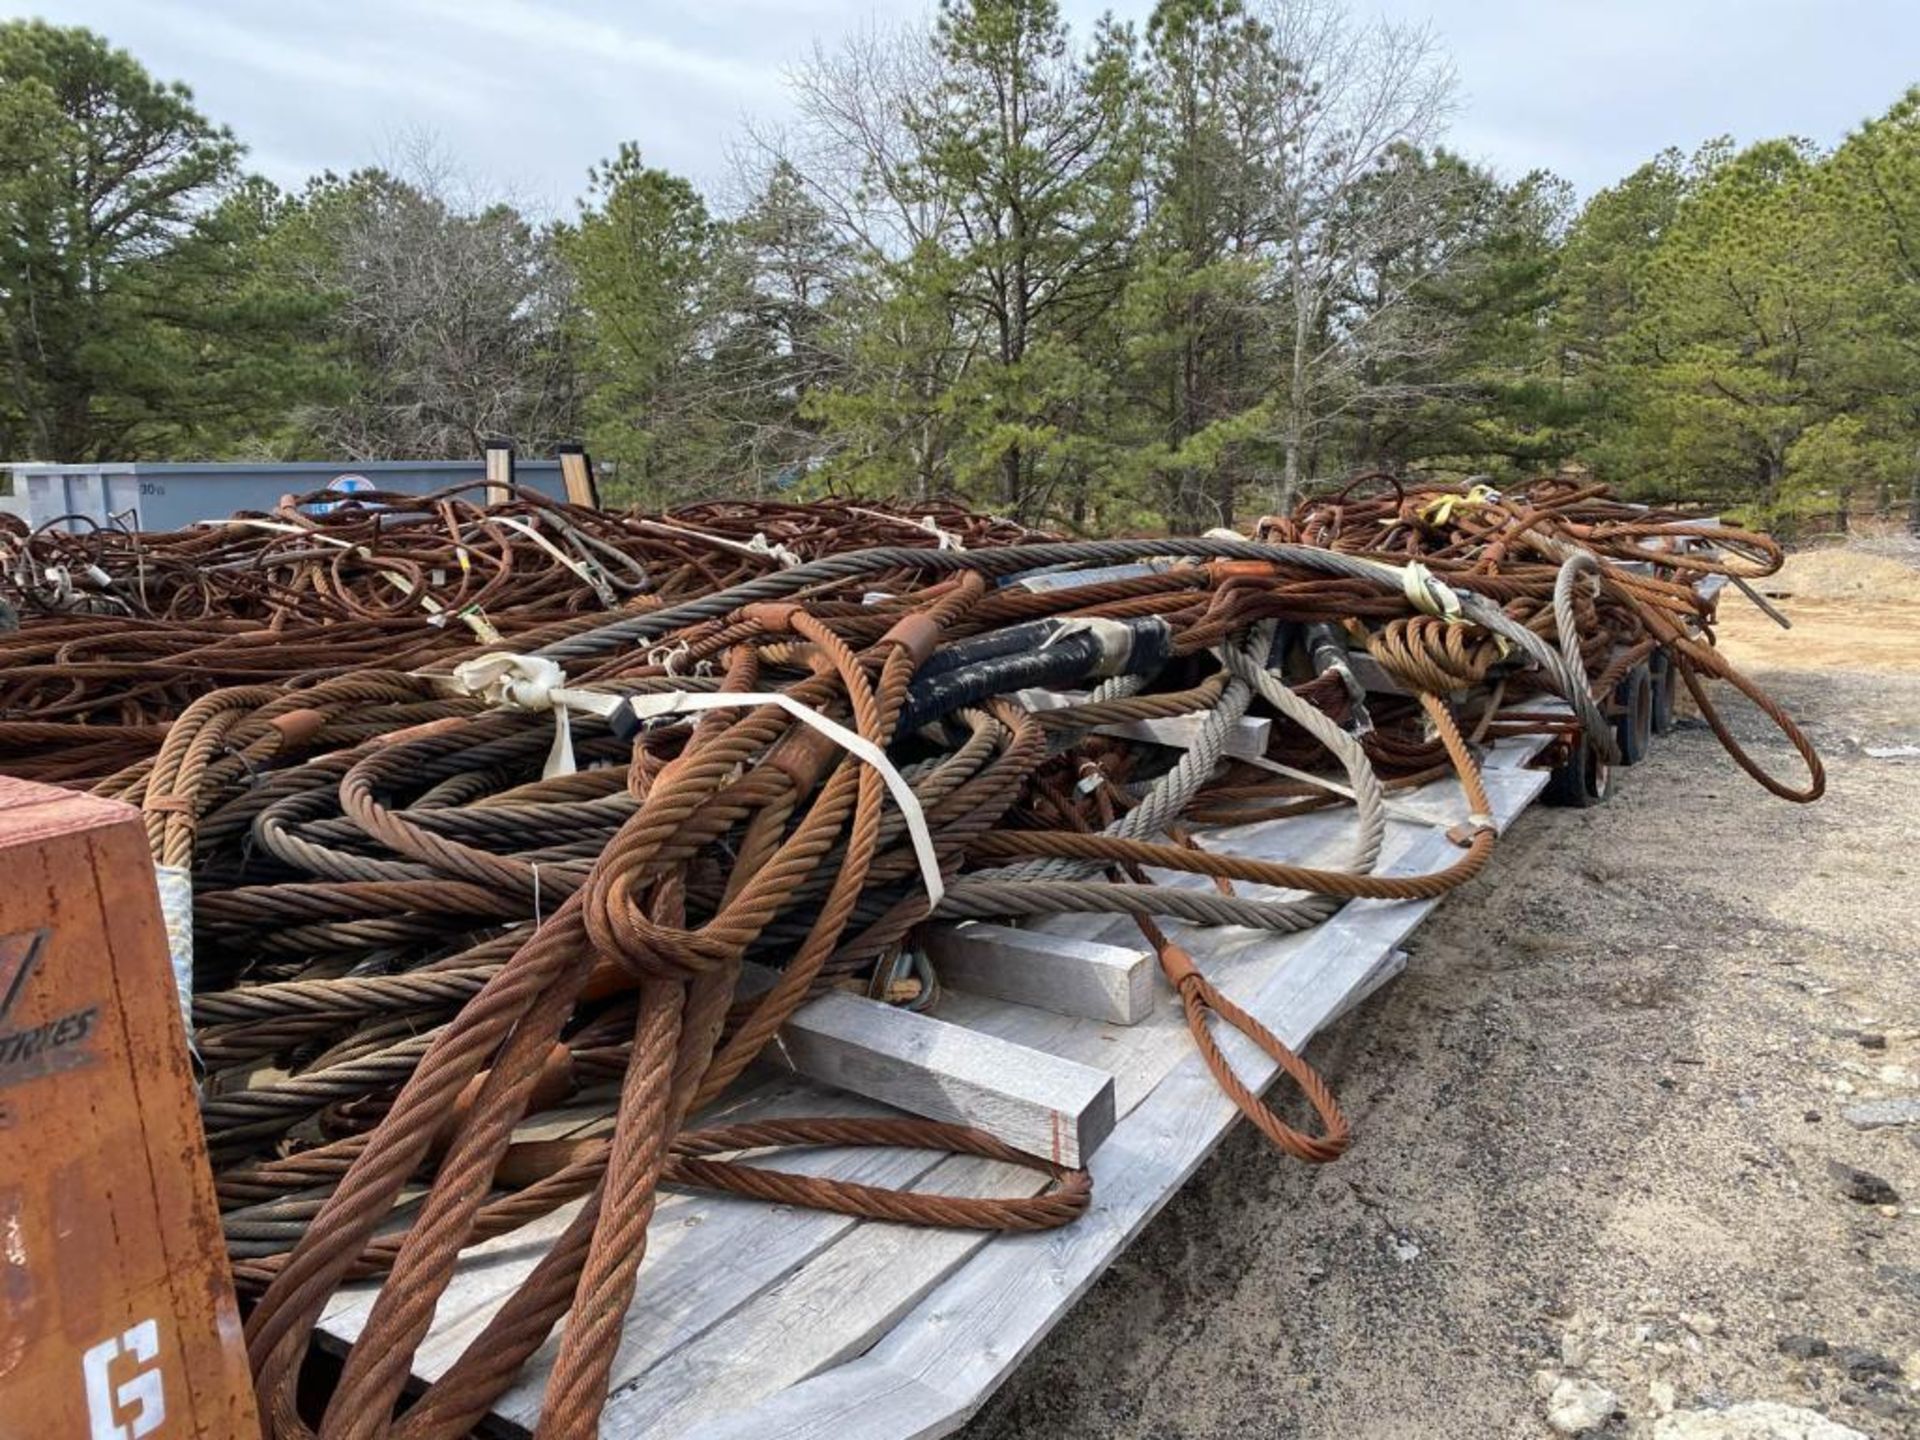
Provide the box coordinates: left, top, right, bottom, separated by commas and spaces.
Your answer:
1648, 616, 1826, 801
531, 615, 906, 1434
535, 586, 1040, 1436
1487, 510, 1820, 799
950, 617, 1401, 931
1550, 550, 1619, 762
529, 538, 1512, 661
1157, 928, 1350, 1163
1051, 763, 1353, 1166
1595, 570, 1824, 801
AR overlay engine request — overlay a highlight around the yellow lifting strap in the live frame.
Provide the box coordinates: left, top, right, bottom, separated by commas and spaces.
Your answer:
1418, 482, 1501, 528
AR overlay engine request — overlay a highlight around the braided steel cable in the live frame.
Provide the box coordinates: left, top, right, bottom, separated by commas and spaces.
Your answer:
0, 481, 1829, 1436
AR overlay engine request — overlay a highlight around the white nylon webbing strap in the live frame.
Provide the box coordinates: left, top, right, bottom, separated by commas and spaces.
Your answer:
1361, 557, 1465, 624
624, 690, 946, 909
440, 653, 622, 778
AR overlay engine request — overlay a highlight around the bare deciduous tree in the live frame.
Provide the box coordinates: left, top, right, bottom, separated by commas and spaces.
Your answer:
289, 136, 579, 461
739, 21, 979, 499
1256, 0, 1457, 506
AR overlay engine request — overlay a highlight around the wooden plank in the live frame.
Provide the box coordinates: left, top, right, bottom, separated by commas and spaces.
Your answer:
631, 1355, 954, 1440
678, 751, 1553, 1440
920, 922, 1155, 1025
484, 442, 514, 507
774, 991, 1117, 1169
557, 444, 598, 507
1324, 946, 1409, 1028
1098, 711, 1271, 759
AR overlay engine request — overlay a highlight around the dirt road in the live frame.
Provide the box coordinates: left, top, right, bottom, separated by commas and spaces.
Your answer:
966, 579, 1920, 1439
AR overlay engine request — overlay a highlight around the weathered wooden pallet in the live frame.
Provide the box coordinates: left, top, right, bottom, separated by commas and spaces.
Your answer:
315, 733, 1552, 1438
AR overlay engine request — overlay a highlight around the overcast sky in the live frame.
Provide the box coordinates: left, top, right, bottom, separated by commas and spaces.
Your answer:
7, 0, 1917, 212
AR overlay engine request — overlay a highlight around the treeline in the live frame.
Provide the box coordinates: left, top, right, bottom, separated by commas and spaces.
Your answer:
2, 4, 1917, 533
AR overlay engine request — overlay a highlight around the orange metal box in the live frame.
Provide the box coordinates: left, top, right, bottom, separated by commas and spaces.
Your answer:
0, 777, 259, 1438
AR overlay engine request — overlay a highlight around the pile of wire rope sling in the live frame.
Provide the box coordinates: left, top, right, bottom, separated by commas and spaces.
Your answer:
0, 479, 1821, 1438
0, 487, 1058, 786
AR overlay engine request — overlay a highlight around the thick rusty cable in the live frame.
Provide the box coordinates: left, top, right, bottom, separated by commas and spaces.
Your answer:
0, 482, 1830, 1437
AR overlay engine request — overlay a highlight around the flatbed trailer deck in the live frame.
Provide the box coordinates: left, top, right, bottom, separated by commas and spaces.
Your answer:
317, 732, 1556, 1438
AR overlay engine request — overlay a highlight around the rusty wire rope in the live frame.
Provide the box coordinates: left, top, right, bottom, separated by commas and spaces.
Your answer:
0, 476, 1823, 1438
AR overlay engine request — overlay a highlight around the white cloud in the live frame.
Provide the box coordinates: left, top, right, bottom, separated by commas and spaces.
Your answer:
139, 0, 486, 112
410, 0, 765, 92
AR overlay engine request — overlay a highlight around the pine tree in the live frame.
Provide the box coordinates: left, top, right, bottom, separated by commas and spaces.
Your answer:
903, 0, 1141, 521
0, 20, 322, 460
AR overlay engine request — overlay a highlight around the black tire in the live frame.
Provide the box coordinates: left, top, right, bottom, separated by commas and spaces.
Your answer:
1543, 730, 1614, 808
1614, 662, 1653, 765
1649, 651, 1676, 736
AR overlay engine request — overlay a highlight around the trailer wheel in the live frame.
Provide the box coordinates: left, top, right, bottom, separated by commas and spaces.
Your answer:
1649, 651, 1676, 736
1614, 662, 1653, 764
1543, 731, 1615, 808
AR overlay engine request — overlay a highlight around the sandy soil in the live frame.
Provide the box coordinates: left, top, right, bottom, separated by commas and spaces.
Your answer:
965, 573, 1920, 1439
1718, 548, 1920, 675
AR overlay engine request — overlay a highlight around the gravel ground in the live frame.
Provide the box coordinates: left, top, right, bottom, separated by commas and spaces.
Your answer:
965, 653, 1920, 1439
